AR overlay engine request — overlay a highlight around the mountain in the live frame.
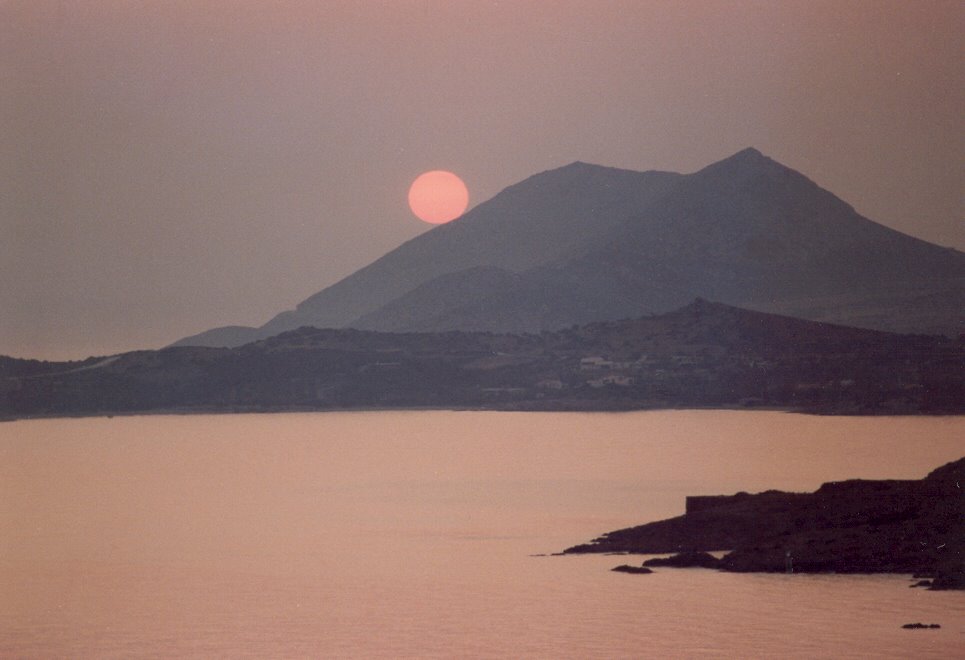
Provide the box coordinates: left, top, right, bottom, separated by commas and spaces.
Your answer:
564, 456, 965, 588
6, 300, 963, 419
175, 149, 964, 347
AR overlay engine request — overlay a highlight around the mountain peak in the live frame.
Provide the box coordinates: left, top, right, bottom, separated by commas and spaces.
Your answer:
698, 147, 778, 173
171, 149, 965, 349
690, 147, 813, 193
731, 146, 765, 160
551, 160, 637, 176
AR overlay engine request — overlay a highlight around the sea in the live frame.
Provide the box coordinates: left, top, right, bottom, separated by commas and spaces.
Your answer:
1, 410, 962, 658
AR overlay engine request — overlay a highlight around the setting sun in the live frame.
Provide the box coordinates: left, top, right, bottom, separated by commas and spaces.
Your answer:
408, 170, 469, 224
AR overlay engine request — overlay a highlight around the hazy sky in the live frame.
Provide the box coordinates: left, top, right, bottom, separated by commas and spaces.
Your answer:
3, 0, 962, 360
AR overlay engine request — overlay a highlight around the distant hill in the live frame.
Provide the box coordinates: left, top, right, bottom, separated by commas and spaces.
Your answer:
5, 300, 962, 419
173, 149, 964, 348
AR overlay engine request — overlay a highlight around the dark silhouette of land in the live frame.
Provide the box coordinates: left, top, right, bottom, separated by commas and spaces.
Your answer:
2, 300, 961, 419
565, 457, 965, 590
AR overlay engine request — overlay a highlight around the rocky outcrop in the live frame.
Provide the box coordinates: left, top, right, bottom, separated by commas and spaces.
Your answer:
928, 554, 965, 590
611, 565, 653, 574
642, 552, 721, 569
567, 458, 964, 587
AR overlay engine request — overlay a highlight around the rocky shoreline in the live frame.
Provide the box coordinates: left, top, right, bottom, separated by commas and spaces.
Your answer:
566, 457, 964, 590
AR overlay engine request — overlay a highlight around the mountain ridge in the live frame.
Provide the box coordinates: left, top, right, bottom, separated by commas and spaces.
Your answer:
172, 149, 963, 348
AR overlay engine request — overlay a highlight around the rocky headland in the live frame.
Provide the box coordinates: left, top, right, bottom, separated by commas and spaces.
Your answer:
566, 457, 964, 589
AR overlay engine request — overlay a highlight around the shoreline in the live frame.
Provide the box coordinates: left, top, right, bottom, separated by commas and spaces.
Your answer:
564, 456, 965, 589
4, 402, 964, 423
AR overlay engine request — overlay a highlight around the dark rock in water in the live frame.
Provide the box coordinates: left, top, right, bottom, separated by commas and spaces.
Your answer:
902, 623, 941, 629
566, 457, 965, 587
611, 564, 653, 574
642, 551, 721, 568
909, 580, 933, 588
930, 574, 965, 590
928, 554, 965, 590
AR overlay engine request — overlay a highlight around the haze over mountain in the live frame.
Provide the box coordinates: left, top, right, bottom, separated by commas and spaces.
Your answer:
174, 149, 963, 348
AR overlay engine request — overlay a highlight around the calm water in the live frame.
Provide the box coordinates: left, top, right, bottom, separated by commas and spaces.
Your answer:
1, 411, 962, 658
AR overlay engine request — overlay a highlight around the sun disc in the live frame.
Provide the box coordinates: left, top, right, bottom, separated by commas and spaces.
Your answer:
408, 170, 469, 224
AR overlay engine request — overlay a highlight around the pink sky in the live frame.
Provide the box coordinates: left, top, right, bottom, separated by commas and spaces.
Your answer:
3, 1, 962, 359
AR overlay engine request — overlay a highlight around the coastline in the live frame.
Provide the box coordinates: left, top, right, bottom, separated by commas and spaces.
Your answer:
564, 457, 965, 588
5, 401, 964, 424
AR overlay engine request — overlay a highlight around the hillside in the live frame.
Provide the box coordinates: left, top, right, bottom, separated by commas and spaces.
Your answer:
173, 149, 964, 347
5, 300, 962, 419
